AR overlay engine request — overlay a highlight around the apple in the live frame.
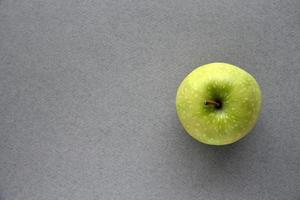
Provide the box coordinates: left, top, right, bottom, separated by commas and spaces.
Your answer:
176, 63, 262, 145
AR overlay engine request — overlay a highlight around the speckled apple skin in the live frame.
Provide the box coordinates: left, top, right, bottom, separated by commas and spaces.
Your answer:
176, 63, 262, 145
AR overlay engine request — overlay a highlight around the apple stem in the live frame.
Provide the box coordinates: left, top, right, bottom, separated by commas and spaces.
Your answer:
204, 100, 221, 108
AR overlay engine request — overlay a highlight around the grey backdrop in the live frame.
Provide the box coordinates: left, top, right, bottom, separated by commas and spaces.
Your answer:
1, 0, 300, 199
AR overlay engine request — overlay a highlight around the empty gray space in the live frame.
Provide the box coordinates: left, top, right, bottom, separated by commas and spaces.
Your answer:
0, 0, 300, 199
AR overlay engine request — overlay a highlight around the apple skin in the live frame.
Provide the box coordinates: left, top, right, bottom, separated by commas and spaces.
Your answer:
176, 63, 262, 145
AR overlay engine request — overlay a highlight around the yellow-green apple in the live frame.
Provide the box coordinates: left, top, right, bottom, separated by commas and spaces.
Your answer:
176, 63, 262, 145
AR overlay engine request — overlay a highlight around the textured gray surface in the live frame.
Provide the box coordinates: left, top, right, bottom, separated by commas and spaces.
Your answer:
1, 0, 300, 199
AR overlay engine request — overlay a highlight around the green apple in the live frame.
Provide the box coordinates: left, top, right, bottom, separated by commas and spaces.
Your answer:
176, 63, 262, 145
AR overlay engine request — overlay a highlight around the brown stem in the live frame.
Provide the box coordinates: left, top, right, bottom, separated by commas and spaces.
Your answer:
204, 100, 221, 107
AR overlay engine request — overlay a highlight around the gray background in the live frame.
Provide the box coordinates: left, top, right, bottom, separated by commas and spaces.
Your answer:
0, 0, 300, 199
